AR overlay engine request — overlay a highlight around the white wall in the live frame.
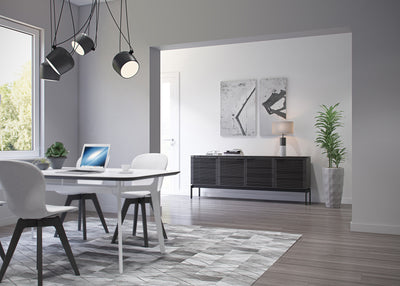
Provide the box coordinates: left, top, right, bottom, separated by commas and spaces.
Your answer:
161, 34, 352, 203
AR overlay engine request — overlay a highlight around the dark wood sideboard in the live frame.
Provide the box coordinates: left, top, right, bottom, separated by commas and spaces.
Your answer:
191, 155, 311, 204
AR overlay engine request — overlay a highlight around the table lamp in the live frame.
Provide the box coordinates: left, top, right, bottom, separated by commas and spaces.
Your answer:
272, 121, 294, 156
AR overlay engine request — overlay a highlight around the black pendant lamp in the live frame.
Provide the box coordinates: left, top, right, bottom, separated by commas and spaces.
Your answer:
41, 0, 139, 81
112, 50, 139, 79
107, 0, 139, 78
40, 62, 60, 81
46, 46, 75, 75
71, 33, 95, 55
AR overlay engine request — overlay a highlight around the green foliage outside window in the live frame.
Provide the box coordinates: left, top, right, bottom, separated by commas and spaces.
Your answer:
0, 61, 32, 151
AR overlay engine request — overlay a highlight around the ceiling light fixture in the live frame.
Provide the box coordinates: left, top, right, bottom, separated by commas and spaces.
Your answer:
40, 62, 60, 81
107, 0, 139, 78
40, 0, 139, 81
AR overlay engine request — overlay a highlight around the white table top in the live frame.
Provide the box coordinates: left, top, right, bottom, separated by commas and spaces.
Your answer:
42, 167, 179, 181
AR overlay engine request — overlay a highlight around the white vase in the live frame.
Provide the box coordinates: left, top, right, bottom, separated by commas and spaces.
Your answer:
322, 167, 344, 208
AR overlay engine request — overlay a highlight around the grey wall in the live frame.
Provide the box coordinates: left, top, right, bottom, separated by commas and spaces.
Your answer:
0, 0, 80, 224
0, 0, 80, 165
2, 0, 400, 234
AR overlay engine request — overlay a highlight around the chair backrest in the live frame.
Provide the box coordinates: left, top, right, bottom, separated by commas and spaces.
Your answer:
0, 160, 48, 219
130, 153, 168, 191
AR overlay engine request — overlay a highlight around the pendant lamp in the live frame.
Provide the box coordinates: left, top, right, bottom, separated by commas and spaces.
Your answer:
46, 47, 75, 75
71, 33, 95, 55
41, 0, 139, 81
107, 0, 139, 78
112, 51, 139, 79
40, 62, 60, 81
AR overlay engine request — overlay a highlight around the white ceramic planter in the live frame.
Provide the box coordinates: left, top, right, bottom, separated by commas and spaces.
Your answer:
322, 167, 344, 208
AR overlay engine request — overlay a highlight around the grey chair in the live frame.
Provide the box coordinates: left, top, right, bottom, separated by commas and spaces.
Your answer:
0, 160, 80, 285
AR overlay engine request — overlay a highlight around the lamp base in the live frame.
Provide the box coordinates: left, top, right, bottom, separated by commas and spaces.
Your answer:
279, 145, 287, 156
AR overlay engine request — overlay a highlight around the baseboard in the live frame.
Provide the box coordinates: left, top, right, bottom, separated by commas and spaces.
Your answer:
341, 196, 352, 204
350, 221, 400, 235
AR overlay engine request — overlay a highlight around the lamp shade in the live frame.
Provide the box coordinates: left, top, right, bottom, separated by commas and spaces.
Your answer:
71, 33, 95, 55
112, 51, 139, 78
272, 121, 294, 135
40, 62, 60, 81
46, 47, 75, 75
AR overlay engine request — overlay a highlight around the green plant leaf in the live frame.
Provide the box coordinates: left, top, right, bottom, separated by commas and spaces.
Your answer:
314, 103, 346, 168
45, 141, 69, 158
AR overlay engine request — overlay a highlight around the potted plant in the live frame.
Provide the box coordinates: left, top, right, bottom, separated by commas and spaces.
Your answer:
315, 103, 346, 208
45, 141, 69, 169
33, 158, 50, 170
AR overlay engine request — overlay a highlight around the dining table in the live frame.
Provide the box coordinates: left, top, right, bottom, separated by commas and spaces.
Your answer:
43, 167, 180, 273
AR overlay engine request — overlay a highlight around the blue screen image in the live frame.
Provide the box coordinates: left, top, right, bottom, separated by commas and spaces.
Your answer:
81, 146, 108, 167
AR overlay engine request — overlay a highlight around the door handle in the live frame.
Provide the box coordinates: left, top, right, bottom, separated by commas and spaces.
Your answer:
163, 138, 175, 145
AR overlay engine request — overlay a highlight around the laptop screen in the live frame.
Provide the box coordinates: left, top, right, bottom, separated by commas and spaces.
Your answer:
80, 144, 110, 168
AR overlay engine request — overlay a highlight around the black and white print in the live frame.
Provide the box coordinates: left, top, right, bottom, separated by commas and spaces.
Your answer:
220, 79, 257, 136
259, 77, 288, 136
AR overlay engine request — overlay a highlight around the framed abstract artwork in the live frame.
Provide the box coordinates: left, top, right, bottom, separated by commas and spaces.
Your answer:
220, 79, 257, 136
259, 77, 288, 136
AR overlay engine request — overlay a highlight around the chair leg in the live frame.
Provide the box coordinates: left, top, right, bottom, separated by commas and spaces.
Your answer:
53, 217, 80, 276
111, 199, 131, 244
140, 199, 149, 247
37, 223, 43, 285
90, 194, 109, 233
149, 200, 168, 239
78, 198, 82, 231
140, 200, 149, 247
0, 219, 25, 282
81, 198, 87, 240
132, 200, 139, 236
55, 195, 74, 237
0, 241, 5, 261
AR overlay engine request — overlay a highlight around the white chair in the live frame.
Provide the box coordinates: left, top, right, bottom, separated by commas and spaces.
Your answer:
0, 201, 5, 261
55, 157, 109, 240
0, 160, 79, 284
111, 153, 168, 247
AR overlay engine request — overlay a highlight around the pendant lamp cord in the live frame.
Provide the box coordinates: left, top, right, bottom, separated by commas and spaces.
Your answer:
94, 0, 100, 48
125, 0, 132, 53
52, 0, 66, 49
51, 0, 98, 47
105, 0, 134, 53
50, 0, 53, 47
119, 0, 122, 52
68, 0, 76, 54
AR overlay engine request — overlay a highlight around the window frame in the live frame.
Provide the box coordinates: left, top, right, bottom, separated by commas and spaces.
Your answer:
0, 16, 43, 159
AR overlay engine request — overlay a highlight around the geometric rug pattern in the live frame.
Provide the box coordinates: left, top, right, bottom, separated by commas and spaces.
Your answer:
0, 218, 301, 285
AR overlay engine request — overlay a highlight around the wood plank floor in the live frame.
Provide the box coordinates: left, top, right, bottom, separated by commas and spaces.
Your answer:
1, 195, 399, 285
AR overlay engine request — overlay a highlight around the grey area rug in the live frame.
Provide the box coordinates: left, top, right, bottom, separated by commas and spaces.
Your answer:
0, 217, 301, 285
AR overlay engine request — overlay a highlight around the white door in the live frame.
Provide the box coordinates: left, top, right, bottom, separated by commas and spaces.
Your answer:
160, 72, 180, 194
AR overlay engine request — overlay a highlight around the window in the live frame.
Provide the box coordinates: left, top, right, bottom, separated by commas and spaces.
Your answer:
0, 17, 42, 159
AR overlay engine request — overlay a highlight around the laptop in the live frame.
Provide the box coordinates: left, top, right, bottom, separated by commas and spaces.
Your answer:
67, 144, 111, 172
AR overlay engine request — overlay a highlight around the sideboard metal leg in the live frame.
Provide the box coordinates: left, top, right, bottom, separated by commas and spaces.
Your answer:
190, 186, 193, 199
198, 188, 201, 197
